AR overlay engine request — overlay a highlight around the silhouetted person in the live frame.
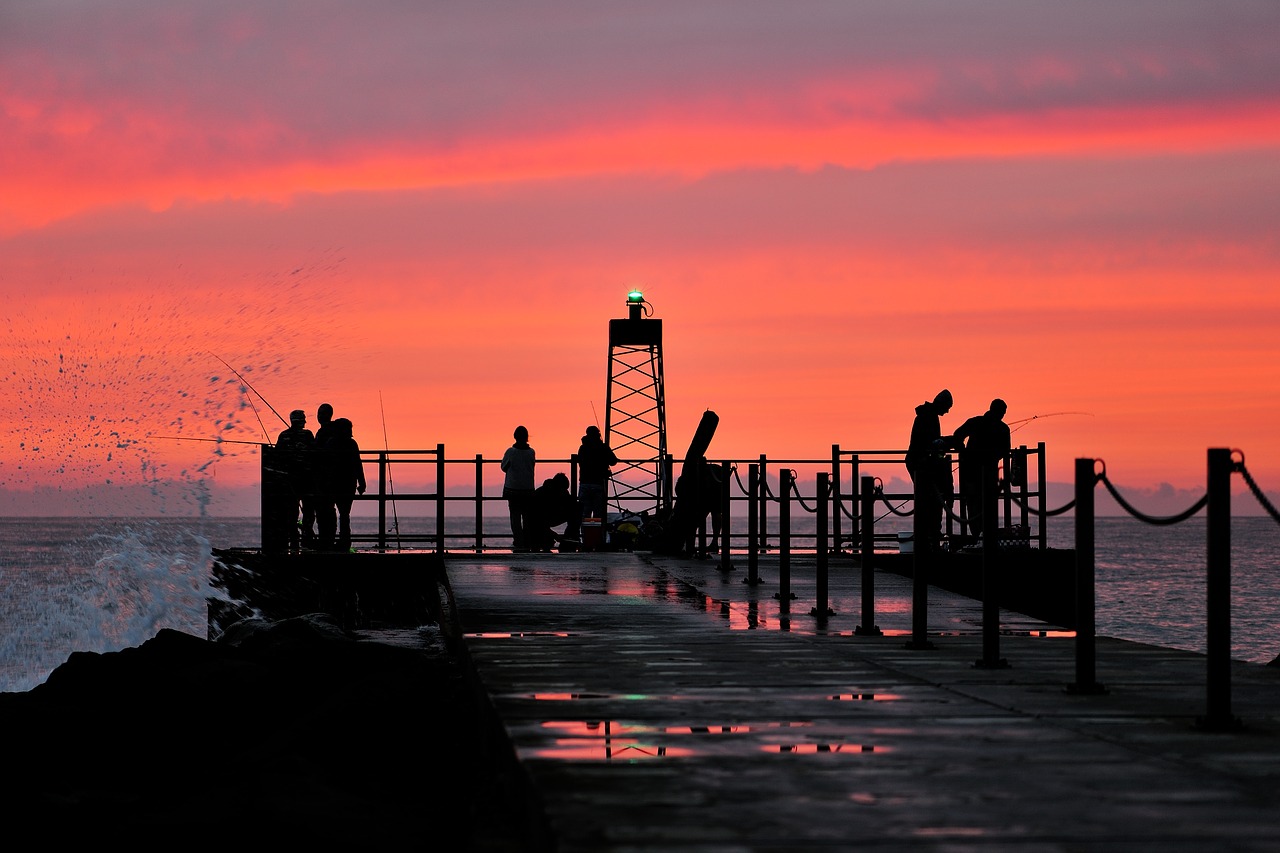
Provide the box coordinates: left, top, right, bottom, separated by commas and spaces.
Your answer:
307, 402, 337, 546
576, 425, 618, 521
528, 473, 582, 552
322, 417, 366, 552
501, 425, 536, 551
906, 389, 959, 549
274, 409, 315, 551
953, 398, 1011, 539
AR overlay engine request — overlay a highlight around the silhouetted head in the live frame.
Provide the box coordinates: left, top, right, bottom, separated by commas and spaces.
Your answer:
290, 409, 306, 425
552, 472, 569, 490
933, 389, 953, 413
990, 399, 1007, 418
514, 425, 529, 443
317, 403, 333, 423
585, 425, 601, 438
333, 417, 352, 437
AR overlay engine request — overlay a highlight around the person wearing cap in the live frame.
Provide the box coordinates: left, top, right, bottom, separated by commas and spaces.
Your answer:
274, 409, 315, 551
501, 425, 537, 551
952, 399, 1011, 540
576, 425, 618, 522
905, 389, 960, 550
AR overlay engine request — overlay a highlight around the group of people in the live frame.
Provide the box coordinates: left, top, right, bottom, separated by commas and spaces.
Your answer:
272, 402, 367, 553
906, 389, 1011, 549
500, 424, 619, 552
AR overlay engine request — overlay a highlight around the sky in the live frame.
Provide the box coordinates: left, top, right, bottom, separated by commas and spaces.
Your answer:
2, 0, 1279, 517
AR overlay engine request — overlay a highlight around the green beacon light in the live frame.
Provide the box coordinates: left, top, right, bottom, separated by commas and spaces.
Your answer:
627, 289, 644, 304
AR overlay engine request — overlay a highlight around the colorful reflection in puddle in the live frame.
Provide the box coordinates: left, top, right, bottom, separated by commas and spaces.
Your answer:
766, 743, 891, 754
540, 720, 814, 735
828, 692, 903, 701
531, 741, 694, 761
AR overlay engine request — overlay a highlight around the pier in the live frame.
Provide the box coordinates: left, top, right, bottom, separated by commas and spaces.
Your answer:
445, 547, 1280, 851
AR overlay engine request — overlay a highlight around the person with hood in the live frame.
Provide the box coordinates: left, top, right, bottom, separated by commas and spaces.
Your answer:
325, 417, 366, 553
953, 398, 1012, 539
905, 389, 959, 548
576, 425, 618, 522
501, 425, 537, 551
528, 472, 582, 552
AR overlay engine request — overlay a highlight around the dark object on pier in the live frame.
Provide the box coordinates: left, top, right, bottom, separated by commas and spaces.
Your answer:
653, 409, 721, 555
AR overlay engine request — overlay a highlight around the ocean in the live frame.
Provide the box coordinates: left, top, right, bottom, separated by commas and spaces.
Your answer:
1, 515, 1276, 693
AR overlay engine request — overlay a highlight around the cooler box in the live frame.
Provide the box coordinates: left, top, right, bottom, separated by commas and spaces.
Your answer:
582, 518, 603, 552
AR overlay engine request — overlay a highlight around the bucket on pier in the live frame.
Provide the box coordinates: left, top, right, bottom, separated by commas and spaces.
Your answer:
582, 518, 603, 551
897, 532, 914, 554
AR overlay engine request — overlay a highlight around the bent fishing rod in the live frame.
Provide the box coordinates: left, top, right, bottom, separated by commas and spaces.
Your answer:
211, 353, 288, 441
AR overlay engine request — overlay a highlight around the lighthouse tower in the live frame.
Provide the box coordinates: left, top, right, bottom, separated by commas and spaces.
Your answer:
604, 290, 668, 517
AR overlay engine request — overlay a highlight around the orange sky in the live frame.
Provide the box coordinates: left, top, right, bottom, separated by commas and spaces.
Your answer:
2, 1, 1279, 516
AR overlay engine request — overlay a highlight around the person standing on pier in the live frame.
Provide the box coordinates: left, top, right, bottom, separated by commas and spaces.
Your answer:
905, 389, 959, 549
325, 417, 366, 552
576, 425, 618, 522
953, 398, 1011, 540
501, 425, 537, 551
275, 409, 315, 551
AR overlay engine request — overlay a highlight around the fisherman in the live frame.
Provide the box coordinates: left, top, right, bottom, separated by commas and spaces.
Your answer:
322, 417, 366, 552
952, 399, 1011, 540
576, 425, 618, 522
528, 473, 581, 552
905, 389, 960, 551
274, 409, 315, 552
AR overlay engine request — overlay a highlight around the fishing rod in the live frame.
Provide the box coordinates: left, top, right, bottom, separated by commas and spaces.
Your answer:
379, 391, 401, 550
154, 435, 268, 447
1008, 411, 1094, 434
211, 353, 289, 439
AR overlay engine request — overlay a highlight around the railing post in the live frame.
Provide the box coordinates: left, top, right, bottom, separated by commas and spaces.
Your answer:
377, 452, 388, 552
975, 468, 1008, 668
1037, 442, 1048, 549
856, 475, 881, 636
776, 470, 792, 613
474, 454, 484, 554
436, 443, 445, 552
812, 471, 831, 621
719, 461, 733, 572
907, 472, 935, 650
746, 464, 761, 585
830, 444, 842, 555
758, 454, 769, 553
1198, 447, 1240, 730
1068, 457, 1105, 694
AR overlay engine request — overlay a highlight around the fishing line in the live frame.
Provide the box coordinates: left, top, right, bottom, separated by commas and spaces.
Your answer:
379, 391, 401, 550
1008, 411, 1094, 434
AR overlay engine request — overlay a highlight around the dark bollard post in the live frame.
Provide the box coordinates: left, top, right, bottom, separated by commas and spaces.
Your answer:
856, 475, 881, 635
776, 470, 792, 610
907, 472, 935, 649
1198, 447, 1241, 730
975, 469, 1009, 668
719, 461, 733, 572
746, 464, 762, 585
1067, 457, 1106, 694
475, 454, 485, 553
812, 472, 833, 621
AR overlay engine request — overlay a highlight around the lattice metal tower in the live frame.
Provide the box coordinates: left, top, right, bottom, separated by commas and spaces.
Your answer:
604, 290, 667, 517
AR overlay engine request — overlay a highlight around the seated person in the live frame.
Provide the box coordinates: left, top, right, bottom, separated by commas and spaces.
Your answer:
528, 473, 582, 552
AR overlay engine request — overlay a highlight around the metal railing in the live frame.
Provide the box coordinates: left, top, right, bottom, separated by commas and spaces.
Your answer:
260, 442, 1049, 555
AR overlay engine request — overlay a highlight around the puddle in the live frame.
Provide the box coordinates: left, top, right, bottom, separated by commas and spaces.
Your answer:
467, 631, 571, 639
767, 743, 891, 754
828, 693, 903, 702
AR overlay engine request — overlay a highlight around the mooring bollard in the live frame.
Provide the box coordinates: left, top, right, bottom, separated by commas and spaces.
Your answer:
812, 472, 832, 621
1068, 457, 1105, 694
975, 469, 1009, 669
776, 469, 792, 610
855, 475, 881, 636
1199, 447, 1240, 730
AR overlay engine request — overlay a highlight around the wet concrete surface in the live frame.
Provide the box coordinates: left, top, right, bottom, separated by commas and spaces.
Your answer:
446, 550, 1280, 852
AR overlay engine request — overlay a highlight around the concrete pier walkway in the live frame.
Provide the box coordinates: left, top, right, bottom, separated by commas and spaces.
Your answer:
445, 550, 1280, 852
